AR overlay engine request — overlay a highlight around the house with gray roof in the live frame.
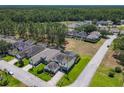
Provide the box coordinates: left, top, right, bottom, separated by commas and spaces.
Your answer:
85, 31, 101, 43
97, 20, 113, 26
52, 51, 78, 72
30, 48, 60, 66
44, 62, 60, 74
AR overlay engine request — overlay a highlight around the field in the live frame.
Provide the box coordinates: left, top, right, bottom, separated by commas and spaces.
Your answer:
0, 70, 26, 87
14, 58, 29, 67
90, 47, 123, 87
65, 38, 105, 57
2, 55, 14, 62
29, 64, 52, 81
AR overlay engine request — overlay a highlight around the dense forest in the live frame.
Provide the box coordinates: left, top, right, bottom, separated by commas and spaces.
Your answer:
0, 7, 124, 46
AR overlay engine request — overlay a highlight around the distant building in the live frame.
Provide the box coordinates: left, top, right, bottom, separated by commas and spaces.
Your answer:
83, 20, 92, 25
120, 20, 124, 25
85, 31, 101, 43
97, 20, 113, 26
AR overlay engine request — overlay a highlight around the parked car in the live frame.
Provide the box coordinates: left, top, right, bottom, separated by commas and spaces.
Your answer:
8, 70, 14, 75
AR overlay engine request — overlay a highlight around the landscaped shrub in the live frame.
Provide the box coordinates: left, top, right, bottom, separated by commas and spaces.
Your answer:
108, 71, 115, 78
115, 66, 122, 73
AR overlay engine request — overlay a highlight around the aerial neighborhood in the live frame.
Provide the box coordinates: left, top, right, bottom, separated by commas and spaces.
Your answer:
0, 6, 124, 87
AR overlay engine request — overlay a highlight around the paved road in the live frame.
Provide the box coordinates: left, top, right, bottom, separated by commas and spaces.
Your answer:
0, 60, 50, 87
8, 58, 18, 65
48, 71, 64, 86
70, 35, 117, 87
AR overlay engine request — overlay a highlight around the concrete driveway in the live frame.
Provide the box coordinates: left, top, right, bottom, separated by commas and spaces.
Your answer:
0, 60, 50, 87
70, 35, 117, 87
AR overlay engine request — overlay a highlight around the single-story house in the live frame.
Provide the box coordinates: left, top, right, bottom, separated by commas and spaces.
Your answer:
76, 31, 88, 40
120, 20, 124, 25
110, 28, 120, 34
83, 20, 92, 25
97, 20, 113, 26
85, 31, 101, 43
30, 48, 60, 66
16, 44, 46, 59
13, 39, 35, 51
44, 62, 60, 74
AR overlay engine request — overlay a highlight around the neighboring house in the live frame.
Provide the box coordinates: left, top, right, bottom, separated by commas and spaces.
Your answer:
76, 31, 88, 40
15, 44, 46, 59
120, 31, 124, 35
44, 62, 60, 74
67, 30, 79, 38
13, 39, 35, 51
85, 31, 101, 43
110, 28, 120, 34
30, 48, 60, 66
67, 30, 88, 40
83, 20, 92, 25
120, 20, 124, 25
97, 20, 113, 26
67, 23, 81, 29
97, 25, 109, 32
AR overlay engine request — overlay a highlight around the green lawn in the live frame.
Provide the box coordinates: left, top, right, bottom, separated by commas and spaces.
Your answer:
14, 58, 29, 67
2, 55, 14, 62
89, 47, 123, 87
90, 65, 123, 87
117, 25, 124, 30
57, 55, 91, 87
0, 70, 24, 87
29, 64, 52, 81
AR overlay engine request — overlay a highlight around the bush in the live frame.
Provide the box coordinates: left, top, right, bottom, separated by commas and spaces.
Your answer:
115, 66, 122, 73
108, 71, 115, 78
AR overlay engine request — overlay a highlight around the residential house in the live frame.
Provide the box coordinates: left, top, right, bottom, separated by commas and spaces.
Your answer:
30, 48, 60, 66
44, 62, 60, 74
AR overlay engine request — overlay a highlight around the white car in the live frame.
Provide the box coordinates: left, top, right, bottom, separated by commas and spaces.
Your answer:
8, 71, 14, 75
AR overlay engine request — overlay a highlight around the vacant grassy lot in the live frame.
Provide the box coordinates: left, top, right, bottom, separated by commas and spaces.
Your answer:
29, 64, 52, 81
14, 58, 29, 67
57, 55, 91, 87
90, 47, 123, 87
65, 38, 105, 57
0, 70, 26, 87
2, 55, 14, 62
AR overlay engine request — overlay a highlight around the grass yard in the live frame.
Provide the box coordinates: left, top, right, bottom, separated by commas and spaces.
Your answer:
0, 70, 26, 87
117, 25, 124, 30
29, 64, 52, 81
57, 55, 91, 87
14, 58, 29, 67
90, 47, 123, 87
2, 55, 14, 62
65, 38, 105, 57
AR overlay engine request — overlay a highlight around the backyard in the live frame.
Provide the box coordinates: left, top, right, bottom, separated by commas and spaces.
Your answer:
90, 47, 124, 87
0, 70, 26, 87
29, 63, 53, 81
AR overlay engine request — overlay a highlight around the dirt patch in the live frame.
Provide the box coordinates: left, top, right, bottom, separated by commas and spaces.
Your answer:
65, 38, 105, 57
102, 48, 122, 68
